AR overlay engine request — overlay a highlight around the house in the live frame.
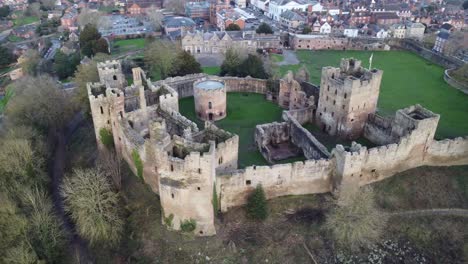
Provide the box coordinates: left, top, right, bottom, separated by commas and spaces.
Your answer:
343, 27, 358, 38
251, 0, 269, 12
11, 24, 36, 39
217, 9, 245, 31
181, 31, 281, 54
433, 31, 449, 53
279, 10, 305, 30
164, 16, 196, 37
267, 0, 309, 21
61, 10, 78, 30
376, 28, 388, 39
312, 20, 321, 32
307, 2, 323, 12
405, 22, 425, 40
234, 0, 246, 8
373, 12, 400, 25
350, 11, 372, 25
9, 68, 23, 81
127, 3, 142, 15
390, 23, 406, 38
319, 22, 331, 34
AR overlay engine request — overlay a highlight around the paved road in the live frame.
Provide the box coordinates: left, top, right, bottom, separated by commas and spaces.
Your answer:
276, 50, 300, 66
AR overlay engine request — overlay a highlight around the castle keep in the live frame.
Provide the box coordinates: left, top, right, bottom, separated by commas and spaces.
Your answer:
88, 59, 468, 236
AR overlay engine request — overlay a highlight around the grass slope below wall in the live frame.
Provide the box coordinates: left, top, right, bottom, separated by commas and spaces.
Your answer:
279, 50, 468, 139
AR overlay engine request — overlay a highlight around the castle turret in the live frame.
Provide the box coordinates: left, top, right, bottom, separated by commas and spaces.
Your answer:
97, 60, 127, 90
316, 58, 383, 139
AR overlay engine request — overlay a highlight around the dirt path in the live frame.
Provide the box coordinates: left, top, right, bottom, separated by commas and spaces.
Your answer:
391, 208, 468, 217
276, 50, 300, 66
49, 112, 92, 263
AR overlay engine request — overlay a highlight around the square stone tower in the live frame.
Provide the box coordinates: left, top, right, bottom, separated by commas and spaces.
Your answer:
97, 60, 127, 90
316, 58, 383, 139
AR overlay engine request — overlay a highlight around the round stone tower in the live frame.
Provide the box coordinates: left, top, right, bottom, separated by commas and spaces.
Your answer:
193, 79, 227, 121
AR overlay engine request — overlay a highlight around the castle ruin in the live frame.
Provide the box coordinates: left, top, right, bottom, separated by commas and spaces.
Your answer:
88, 59, 468, 236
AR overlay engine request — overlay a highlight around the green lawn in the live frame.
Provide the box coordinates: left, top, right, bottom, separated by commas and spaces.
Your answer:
202, 66, 221, 75
179, 93, 283, 168
279, 50, 468, 139
0, 87, 13, 113
270, 54, 284, 63
7, 35, 24, 42
111, 38, 147, 55
13, 15, 39, 27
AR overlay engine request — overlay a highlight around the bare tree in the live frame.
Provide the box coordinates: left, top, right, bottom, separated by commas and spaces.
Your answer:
164, 0, 186, 14
325, 185, 388, 251
77, 8, 111, 30
146, 5, 164, 31
6, 75, 75, 130
97, 150, 123, 190
61, 168, 124, 246
144, 40, 178, 79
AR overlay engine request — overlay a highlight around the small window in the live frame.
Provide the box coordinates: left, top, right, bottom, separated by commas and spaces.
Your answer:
351, 118, 354, 122
119, 111, 123, 118
324, 107, 327, 112
326, 96, 328, 101
198, 168, 201, 174
197, 187, 201, 191
333, 100, 336, 105
344, 93, 347, 99
332, 112, 334, 117
246, 180, 251, 185
171, 193, 174, 198
218, 157, 223, 164
199, 231, 203, 234
327, 85, 330, 91
113, 75, 117, 80
100, 106, 104, 114
334, 90, 337, 95
342, 105, 345, 109
208, 102, 212, 109
371, 169, 376, 173
170, 165, 174, 172
107, 120, 110, 124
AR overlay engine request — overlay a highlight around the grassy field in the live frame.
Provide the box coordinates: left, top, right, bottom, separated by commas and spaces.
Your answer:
270, 54, 284, 63
7, 35, 24, 42
179, 93, 283, 168
279, 50, 468, 139
12, 15, 39, 27
111, 38, 147, 55
202, 66, 221, 75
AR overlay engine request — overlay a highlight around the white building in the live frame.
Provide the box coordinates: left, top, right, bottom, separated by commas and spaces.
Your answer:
268, 0, 310, 21
376, 28, 388, 39
235, 0, 246, 8
405, 22, 425, 40
320, 22, 331, 34
309, 2, 323, 12
343, 27, 359, 37
251, 0, 269, 12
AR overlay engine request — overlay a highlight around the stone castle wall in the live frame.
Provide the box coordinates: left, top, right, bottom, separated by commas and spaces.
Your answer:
217, 159, 334, 212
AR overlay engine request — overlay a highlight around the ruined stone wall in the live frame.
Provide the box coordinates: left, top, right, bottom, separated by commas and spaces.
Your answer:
282, 107, 314, 125
157, 108, 199, 137
286, 112, 330, 160
278, 73, 308, 110
363, 113, 395, 145
156, 73, 208, 98
223, 77, 268, 94
217, 159, 333, 212
426, 137, 468, 165
255, 122, 291, 163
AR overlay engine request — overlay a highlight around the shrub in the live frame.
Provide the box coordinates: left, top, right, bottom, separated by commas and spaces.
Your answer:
99, 128, 114, 149
180, 219, 196, 233
164, 213, 174, 228
212, 184, 219, 214
246, 184, 268, 220
131, 149, 143, 179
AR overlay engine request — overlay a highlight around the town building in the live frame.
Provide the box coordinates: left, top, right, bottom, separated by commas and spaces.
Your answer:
279, 10, 305, 30
433, 31, 450, 53
267, 0, 310, 21
185, 1, 210, 20
181, 31, 281, 54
